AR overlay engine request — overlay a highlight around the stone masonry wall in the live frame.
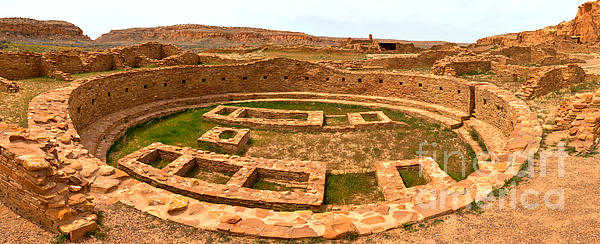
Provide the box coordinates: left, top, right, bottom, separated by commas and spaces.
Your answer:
0, 51, 43, 80
323, 50, 459, 70
517, 65, 586, 99
554, 88, 600, 152
68, 58, 475, 132
0, 42, 200, 81
432, 54, 492, 76
0, 127, 97, 240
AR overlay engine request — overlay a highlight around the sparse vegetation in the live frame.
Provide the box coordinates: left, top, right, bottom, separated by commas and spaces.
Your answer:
251, 179, 299, 192
398, 166, 428, 187
108, 101, 478, 181
324, 172, 384, 205
0, 41, 96, 53
469, 128, 489, 152
149, 158, 173, 169
0, 76, 70, 127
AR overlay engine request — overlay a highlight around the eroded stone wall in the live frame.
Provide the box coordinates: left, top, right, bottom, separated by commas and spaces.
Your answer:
517, 65, 586, 98
0, 42, 201, 81
323, 50, 460, 70
0, 126, 97, 240
432, 54, 492, 76
554, 89, 600, 152
0, 51, 43, 80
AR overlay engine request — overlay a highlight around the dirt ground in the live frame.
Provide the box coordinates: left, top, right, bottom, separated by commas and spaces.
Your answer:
1, 140, 597, 243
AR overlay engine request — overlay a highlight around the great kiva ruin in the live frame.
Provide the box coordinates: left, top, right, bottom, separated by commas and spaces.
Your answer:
0, 1, 599, 243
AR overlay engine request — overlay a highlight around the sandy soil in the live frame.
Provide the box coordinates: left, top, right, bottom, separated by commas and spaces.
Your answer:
1, 141, 598, 243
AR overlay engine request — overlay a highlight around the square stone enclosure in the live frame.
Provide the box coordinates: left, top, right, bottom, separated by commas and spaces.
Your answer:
347, 111, 394, 128
198, 127, 250, 154
375, 158, 457, 201
117, 143, 327, 210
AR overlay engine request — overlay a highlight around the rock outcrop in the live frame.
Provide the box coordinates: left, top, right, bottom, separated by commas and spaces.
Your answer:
96, 24, 330, 46
0, 18, 90, 42
477, 0, 600, 46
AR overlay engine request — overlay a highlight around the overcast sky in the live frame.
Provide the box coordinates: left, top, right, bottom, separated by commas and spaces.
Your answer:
0, 0, 590, 43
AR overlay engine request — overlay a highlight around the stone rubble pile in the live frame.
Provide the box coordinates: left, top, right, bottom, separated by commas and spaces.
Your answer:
555, 88, 600, 152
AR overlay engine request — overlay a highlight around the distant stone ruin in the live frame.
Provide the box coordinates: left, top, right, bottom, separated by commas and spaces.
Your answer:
517, 64, 586, 98
432, 53, 492, 76
0, 42, 200, 81
340, 34, 422, 53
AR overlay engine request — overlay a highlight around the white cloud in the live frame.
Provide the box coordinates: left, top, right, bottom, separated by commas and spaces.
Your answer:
0, 0, 590, 42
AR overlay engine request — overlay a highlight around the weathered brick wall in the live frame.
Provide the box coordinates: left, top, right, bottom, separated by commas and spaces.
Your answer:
68, 58, 474, 132
109, 42, 175, 68
65, 56, 526, 137
82, 52, 115, 73
554, 89, 600, 152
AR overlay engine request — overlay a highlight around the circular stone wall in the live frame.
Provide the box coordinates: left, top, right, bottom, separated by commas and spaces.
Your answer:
23, 57, 542, 239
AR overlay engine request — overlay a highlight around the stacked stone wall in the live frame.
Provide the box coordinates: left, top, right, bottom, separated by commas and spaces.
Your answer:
0, 42, 201, 81
0, 131, 97, 240
68, 58, 474, 132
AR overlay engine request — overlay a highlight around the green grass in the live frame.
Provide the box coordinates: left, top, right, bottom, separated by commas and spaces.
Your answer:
0, 42, 91, 53
260, 49, 367, 61
324, 116, 349, 126
149, 158, 173, 169
107, 101, 478, 181
324, 172, 385, 205
228, 101, 375, 115
251, 179, 299, 192
469, 128, 489, 152
398, 166, 428, 187
361, 113, 380, 122
218, 131, 237, 139
548, 80, 600, 98
0, 69, 133, 128
184, 167, 232, 184
0, 76, 70, 127
107, 107, 221, 165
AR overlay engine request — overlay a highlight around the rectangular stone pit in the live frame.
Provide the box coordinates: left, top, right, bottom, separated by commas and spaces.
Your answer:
375, 158, 456, 201
347, 111, 394, 128
202, 105, 324, 131
197, 127, 250, 154
117, 143, 327, 211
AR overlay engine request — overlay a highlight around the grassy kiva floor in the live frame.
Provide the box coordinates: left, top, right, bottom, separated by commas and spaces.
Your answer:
107, 101, 479, 206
